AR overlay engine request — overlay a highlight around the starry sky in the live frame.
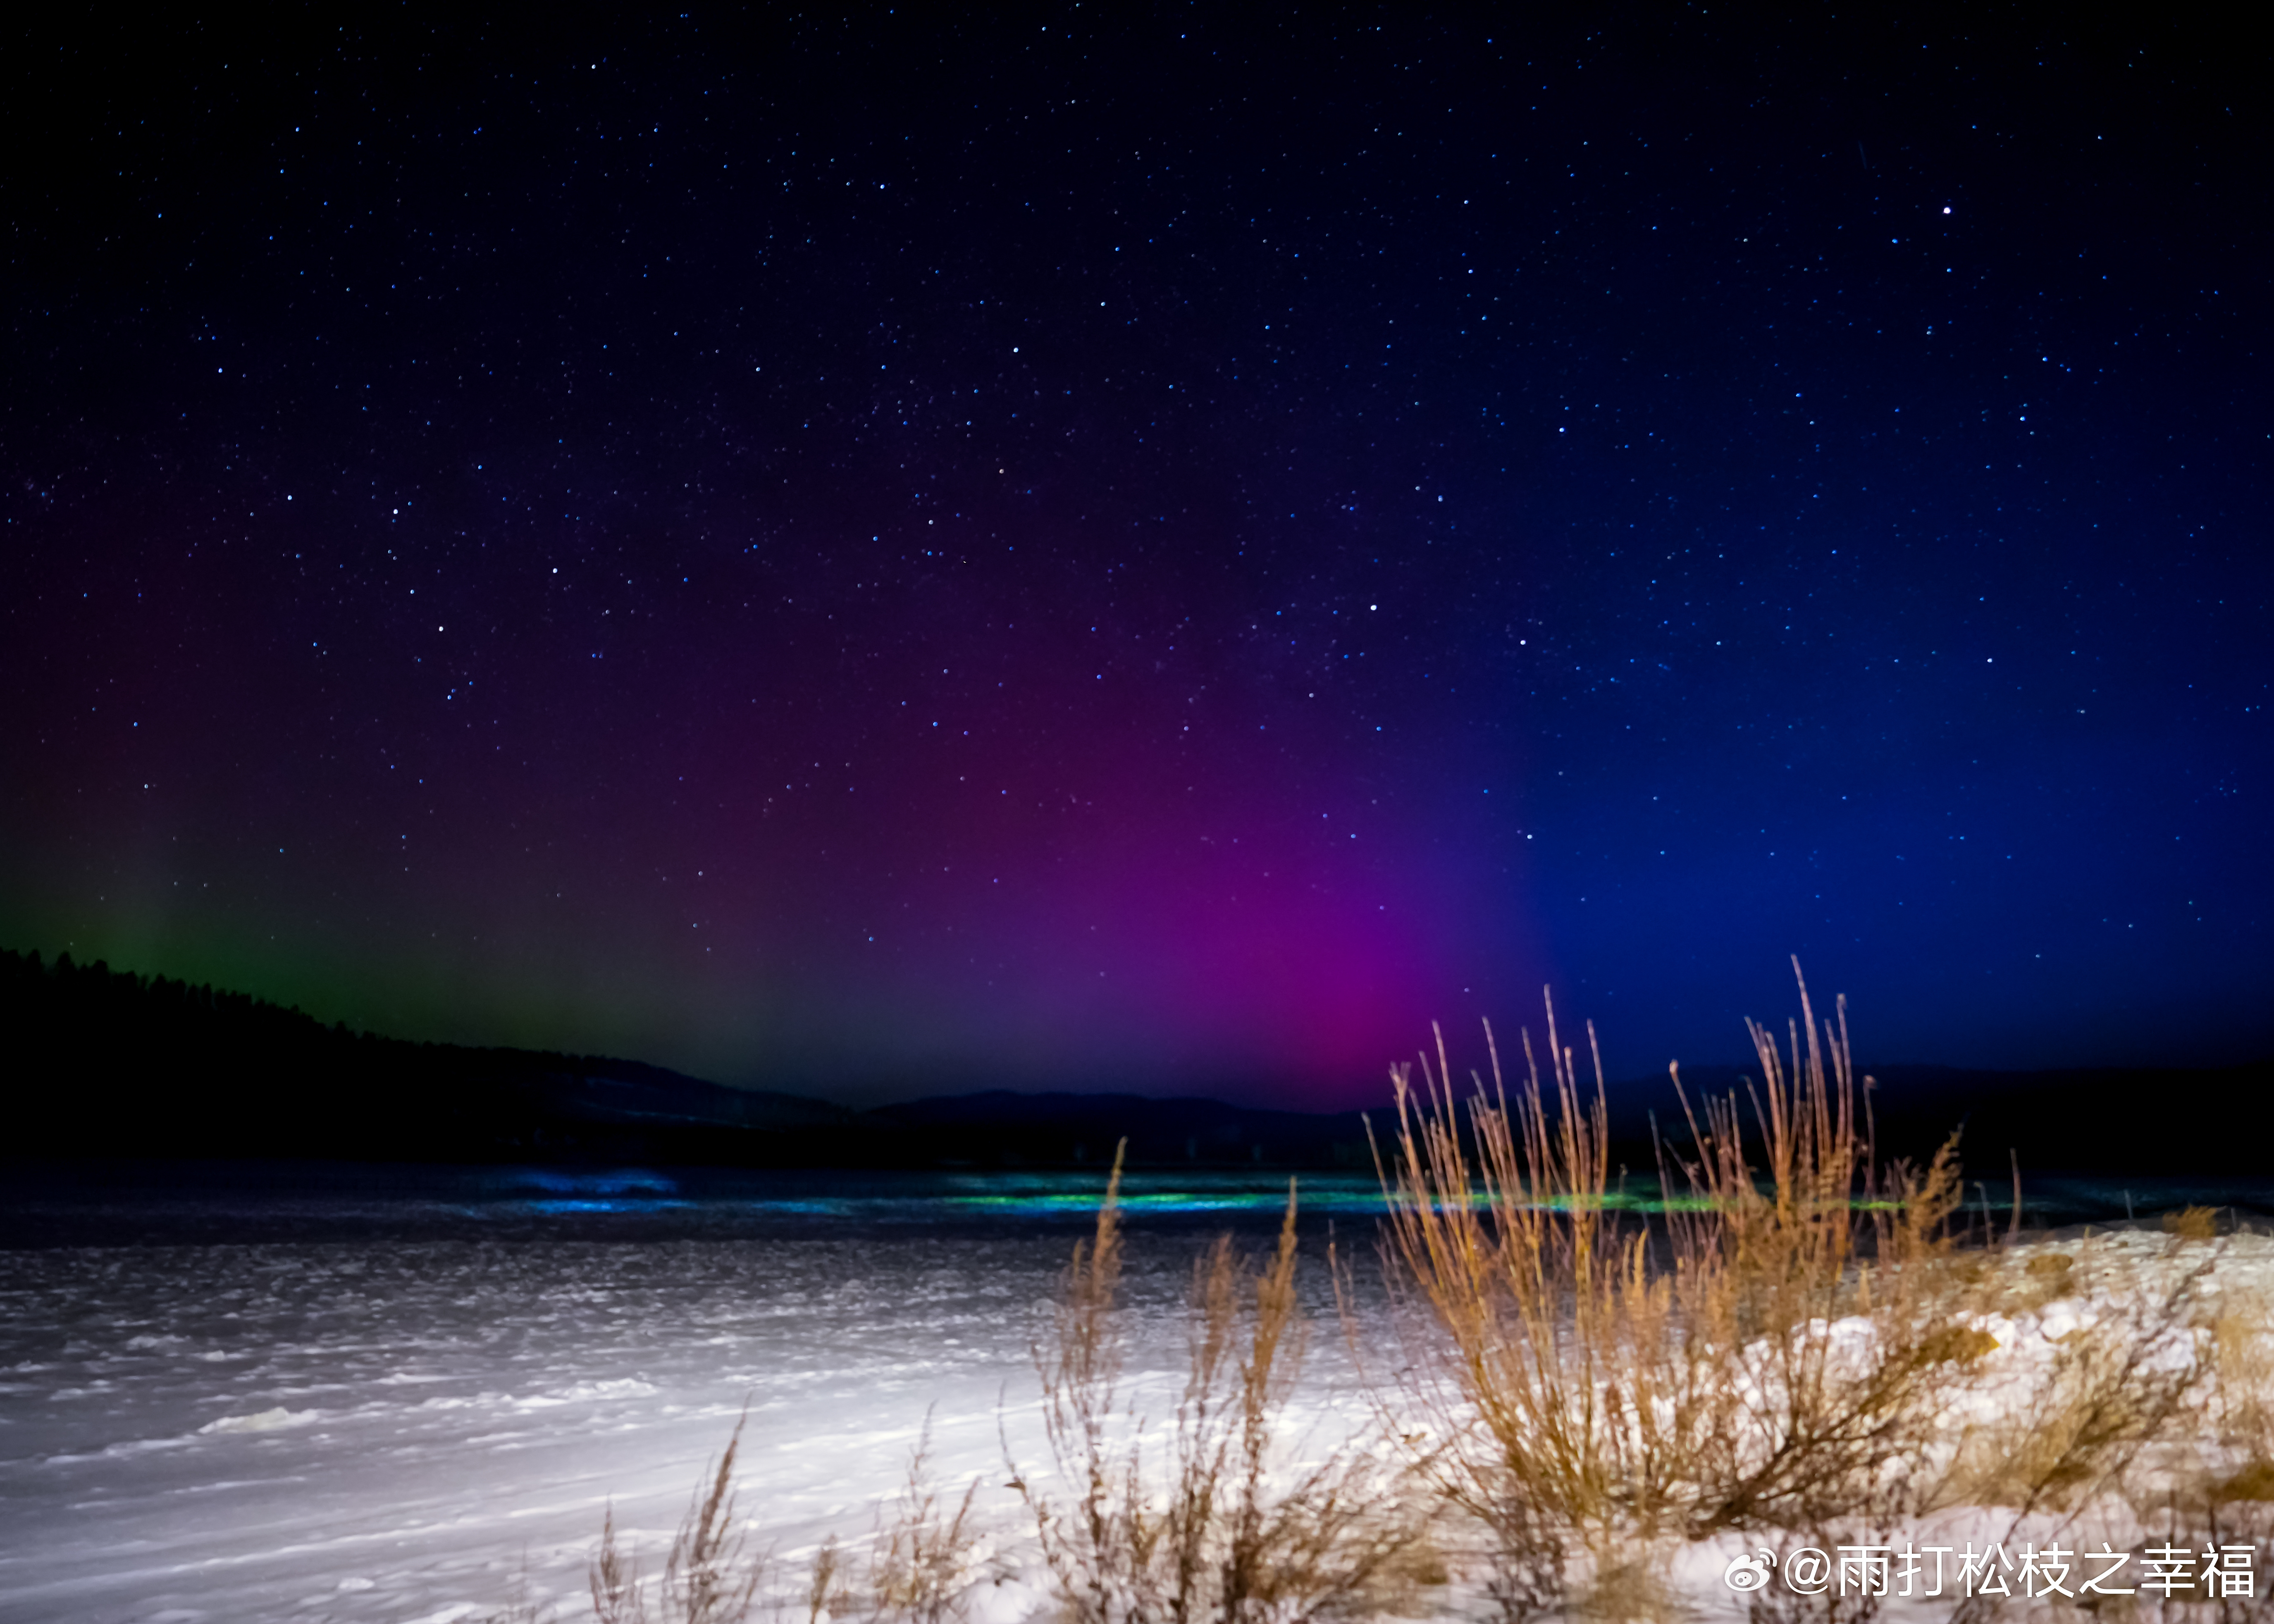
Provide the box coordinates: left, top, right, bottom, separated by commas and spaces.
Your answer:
4, 7, 2266, 1110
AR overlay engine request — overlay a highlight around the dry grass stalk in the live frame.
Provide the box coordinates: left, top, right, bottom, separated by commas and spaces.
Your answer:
592, 1502, 642, 1624
805, 1535, 850, 1624
477, 1556, 560, 1624
592, 1409, 768, 1624
1012, 1140, 1147, 1623
870, 1413, 982, 1624
1370, 960, 1973, 1570
1667, 979, 1974, 1535
1012, 1141, 1420, 1624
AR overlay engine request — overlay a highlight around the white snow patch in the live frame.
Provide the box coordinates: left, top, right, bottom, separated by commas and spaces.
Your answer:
198, 1407, 320, 1434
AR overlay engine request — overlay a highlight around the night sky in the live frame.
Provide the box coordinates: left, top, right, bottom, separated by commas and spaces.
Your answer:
4, 8, 2266, 1111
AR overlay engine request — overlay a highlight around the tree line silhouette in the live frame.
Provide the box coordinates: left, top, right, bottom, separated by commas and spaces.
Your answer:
7, 946, 2264, 1176
0, 947, 1381, 1171
0, 946, 849, 1162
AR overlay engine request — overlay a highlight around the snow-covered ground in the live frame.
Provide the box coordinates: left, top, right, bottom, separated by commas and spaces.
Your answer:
4, 1165, 2270, 1623
0, 1167, 1380, 1624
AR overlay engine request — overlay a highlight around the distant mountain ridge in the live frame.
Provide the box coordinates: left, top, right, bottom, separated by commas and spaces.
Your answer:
4, 947, 2265, 1174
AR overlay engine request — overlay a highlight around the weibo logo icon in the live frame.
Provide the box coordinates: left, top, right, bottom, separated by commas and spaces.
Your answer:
1723, 1551, 1776, 1592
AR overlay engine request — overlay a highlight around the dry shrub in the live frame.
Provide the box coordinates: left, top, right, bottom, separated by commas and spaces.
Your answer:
1012, 1142, 1421, 1624
2167, 1205, 2222, 1242
592, 1410, 769, 1624
1939, 1265, 2207, 1517
1337, 1528, 1456, 1619
1369, 963, 2248, 1618
2214, 1285, 2274, 1493
1368, 960, 1974, 1592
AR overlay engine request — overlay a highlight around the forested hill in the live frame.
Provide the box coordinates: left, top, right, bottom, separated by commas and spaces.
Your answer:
1, 947, 856, 1162
9, 947, 2269, 1176
0, 948, 1380, 1170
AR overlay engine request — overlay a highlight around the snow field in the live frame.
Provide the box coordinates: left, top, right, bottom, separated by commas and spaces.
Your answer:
7, 1209, 2273, 1622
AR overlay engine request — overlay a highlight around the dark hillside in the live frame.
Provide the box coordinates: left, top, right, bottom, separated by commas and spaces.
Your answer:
6, 948, 2264, 1176
0, 947, 854, 1163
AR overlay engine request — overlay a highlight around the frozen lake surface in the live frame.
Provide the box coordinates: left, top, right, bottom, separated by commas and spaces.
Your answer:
6, 1161, 2270, 1623
0, 1164, 1399, 1624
